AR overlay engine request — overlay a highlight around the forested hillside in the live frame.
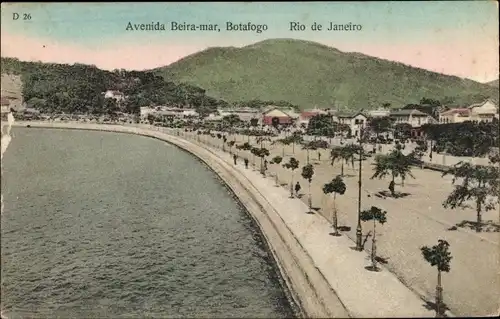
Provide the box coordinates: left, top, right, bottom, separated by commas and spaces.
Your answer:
0, 57, 227, 115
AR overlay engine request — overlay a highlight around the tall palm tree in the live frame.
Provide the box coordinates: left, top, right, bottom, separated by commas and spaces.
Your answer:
330, 145, 357, 176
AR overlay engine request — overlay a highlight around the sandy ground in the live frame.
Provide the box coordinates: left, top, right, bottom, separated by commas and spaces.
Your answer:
187, 130, 500, 317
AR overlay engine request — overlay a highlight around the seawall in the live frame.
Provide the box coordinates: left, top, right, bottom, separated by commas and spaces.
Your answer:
9, 122, 436, 318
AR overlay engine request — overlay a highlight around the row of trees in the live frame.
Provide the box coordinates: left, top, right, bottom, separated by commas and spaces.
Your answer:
179, 121, 470, 317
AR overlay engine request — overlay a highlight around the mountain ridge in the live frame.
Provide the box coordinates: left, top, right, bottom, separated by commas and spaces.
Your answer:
153, 38, 498, 110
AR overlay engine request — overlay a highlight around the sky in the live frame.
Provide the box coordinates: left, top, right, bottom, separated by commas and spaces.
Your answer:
1, 1, 499, 83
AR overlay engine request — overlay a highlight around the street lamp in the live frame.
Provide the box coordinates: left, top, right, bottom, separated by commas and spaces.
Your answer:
355, 126, 365, 251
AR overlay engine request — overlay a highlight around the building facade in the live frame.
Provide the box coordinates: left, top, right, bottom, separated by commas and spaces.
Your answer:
389, 109, 435, 127
262, 106, 297, 125
336, 111, 368, 137
438, 99, 498, 124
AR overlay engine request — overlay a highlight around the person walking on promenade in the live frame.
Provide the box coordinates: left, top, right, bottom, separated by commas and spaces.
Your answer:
264, 159, 268, 171
318, 151, 321, 161
295, 181, 301, 197
233, 154, 238, 165
244, 158, 249, 169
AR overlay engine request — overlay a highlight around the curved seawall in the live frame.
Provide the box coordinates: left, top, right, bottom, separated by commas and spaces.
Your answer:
10, 122, 435, 318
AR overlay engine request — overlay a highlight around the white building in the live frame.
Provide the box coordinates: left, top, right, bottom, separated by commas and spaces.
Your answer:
182, 109, 198, 117
389, 109, 435, 127
438, 99, 498, 124
103, 90, 126, 102
468, 99, 498, 122
368, 108, 391, 118
335, 111, 368, 137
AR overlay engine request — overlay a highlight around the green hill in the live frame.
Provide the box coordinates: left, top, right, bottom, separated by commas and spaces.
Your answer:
487, 79, 499, 87
1, 57, 225, 115
154, 38, 499, 110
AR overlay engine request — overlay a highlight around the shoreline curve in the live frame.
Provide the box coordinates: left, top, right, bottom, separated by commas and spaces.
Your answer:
8, 122, 437, 318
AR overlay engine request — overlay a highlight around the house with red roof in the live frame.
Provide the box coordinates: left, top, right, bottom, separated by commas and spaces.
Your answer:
261, 106, 299, 126
299, 108, 328, 127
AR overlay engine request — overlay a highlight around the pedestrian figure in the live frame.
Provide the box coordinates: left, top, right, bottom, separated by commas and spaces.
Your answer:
378, 145, 382, 152
233, 154, 237, 165
264, 159, 268, 171
318, 151, 321, 161
388, 180, 395, 196
244, 158, 249, 169
295, 181, 301, 197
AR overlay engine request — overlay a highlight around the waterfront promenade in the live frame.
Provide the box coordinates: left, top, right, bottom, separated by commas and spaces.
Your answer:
9, 122, 436, 318
201, 131, 499, 317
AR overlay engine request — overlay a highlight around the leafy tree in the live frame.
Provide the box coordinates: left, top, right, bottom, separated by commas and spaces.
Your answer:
394, 123, 412, 140
442, 162, 499, 232
283, 157, 300, 198
289, 131, 304, 154
322, 175, 347, 236
273, 137, 291, 157
250, 118, 259, 128
419, 97, 442, 107
368, 116, 393, 151
371, 149, 415, 196
301, 164, 315, 212
360, 206, 387, 271
307, 114, 334, 135
147, 113, 156, 125
421, 239, 452, 317
222, 114, 241, 127
421, 122, 498, 157
302, 141, 316, 164
271, 156, 283, 164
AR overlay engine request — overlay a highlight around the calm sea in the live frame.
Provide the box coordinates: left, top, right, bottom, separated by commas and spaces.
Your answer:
1, 128, 295, 318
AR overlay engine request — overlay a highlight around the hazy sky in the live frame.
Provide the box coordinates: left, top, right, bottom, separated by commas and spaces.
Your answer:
1, 2, 498, 82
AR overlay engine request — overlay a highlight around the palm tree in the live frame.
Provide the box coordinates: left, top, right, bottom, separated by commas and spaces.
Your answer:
371, 149, 415, 196
301, 164, 315, 213
330, 145, 357, 176
360, 206, 387, 271
421, 239, 452, 317
283, 157, 300, 198
273, 137, 290, 157
442, 161, 499, 232
290, 131, 304, 154
322, 175, 347, 236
